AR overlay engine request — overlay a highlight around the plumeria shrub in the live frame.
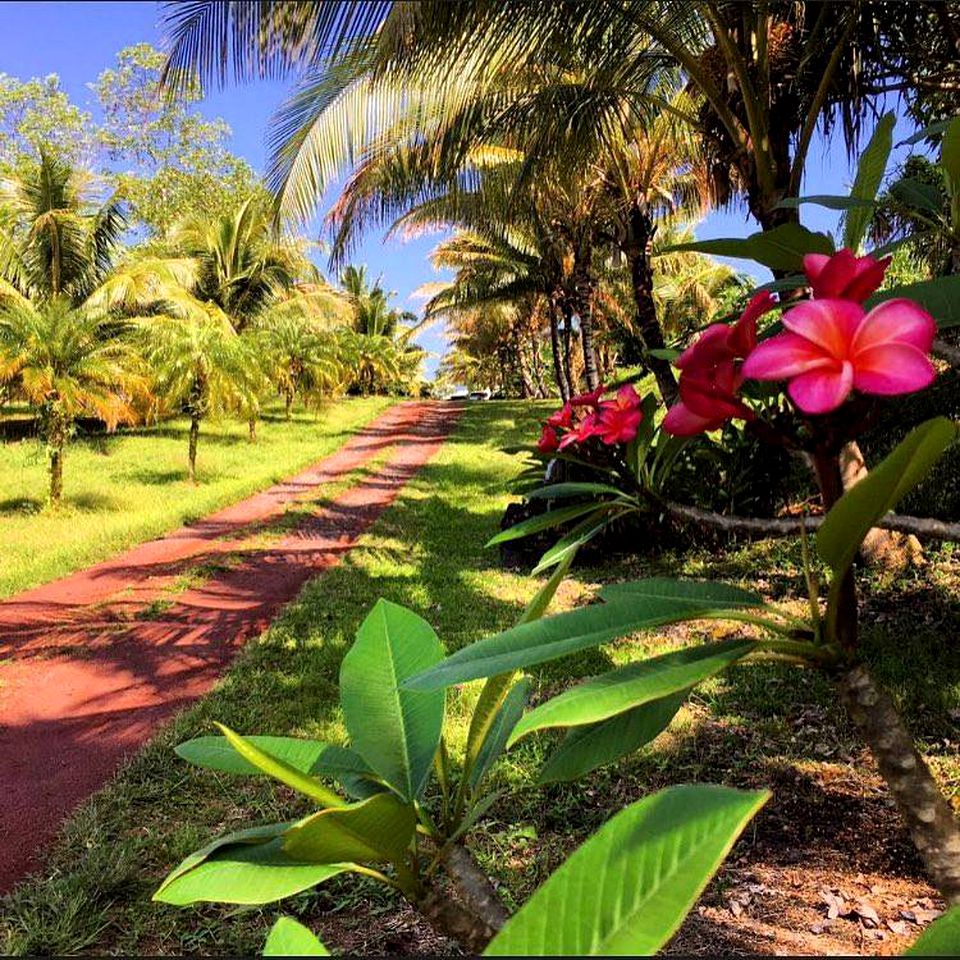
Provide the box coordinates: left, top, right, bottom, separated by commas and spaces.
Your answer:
155, 577, 769, 955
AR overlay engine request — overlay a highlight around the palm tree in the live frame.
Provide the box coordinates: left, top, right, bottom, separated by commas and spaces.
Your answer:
141, 309, 264, 482
254, 315, 345, 416
0, 299, 142, 501
163, 196, 348, 434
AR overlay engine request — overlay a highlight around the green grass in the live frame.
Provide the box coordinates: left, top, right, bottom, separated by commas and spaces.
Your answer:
1, 400, 957, 955
0, 397, 393, 599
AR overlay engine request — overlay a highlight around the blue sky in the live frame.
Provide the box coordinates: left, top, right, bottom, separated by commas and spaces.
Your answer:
0, 2, 918, 373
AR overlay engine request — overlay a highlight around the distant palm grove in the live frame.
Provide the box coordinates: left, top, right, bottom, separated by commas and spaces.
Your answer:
0, 45, 428, 500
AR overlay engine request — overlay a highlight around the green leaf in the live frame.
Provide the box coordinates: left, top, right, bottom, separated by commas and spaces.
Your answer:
941, 117, 960, 194
486, 502, 614, 546
405, 587, 761, 692
648, 347, 681, 360
817, 418, 957, 588
340, 599, 445, 802
484, 785, 769, 955
661, 223, 834, 272
905, 906, 960, 955
156, 822, 292, 893
538, 692, 685, 784
843, 112, 895, 251
525, 482, 628, 500
282, 792, 415, 865
531, 509, 621, 575
213, 725, 344, 808
899, 118, 954, 146
508, 638, 756, 744
462, 550, 574, 793
776, 194, 875, 211
470, 677, 532, 790
264, 917, 329, 957
154, 832, 349, 906
889, 178, 945, 216
176, 736, 371, 780
599, 577, 763, 609
867, 274, 960, 328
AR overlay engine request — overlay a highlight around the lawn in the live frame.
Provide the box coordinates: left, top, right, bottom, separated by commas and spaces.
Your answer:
0, 397, 394, 600
1, 401, 957, 956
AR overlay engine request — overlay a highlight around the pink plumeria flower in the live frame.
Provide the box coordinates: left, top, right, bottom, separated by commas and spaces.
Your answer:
804, 249, 891, 303
594, 384, 644, 444
537, 424, 560, 453
663, 292, 776, 436
742, 298, 937, 415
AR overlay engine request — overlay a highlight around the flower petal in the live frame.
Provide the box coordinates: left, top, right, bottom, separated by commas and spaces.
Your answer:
788, 361, 854, 414
663, 402, 723, 436
853, 343, 937, 396
742, 332, 834, 380
844, 255, 891, 302
677, 324, 734, 371
853, 299, 937, 353
809, 249, 858, 298
803, 253, 831, 287
781, 299, 863, 356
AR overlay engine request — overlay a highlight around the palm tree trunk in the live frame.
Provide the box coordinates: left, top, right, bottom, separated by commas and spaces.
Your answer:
571, 279, 600, 392
513, 327, 535, 398
248, 417, 257, 443
548, 299, 570, 401
285, 389, 294, 419
188, 414, 200, 484
623, 206, 678, 406
561, 301, 575, 396
49, 438, 64, 503
530, 333, 548, 398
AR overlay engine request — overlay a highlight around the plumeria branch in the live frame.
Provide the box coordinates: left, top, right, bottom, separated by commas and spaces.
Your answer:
658, 499, 960, 543
933, 338, 960, 368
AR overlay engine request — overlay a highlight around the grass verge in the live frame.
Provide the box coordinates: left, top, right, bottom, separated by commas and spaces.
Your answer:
1, 400, 957, 956
0, 397, 393, 599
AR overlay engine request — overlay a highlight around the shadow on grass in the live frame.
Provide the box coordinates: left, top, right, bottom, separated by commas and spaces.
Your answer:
0, 496, 43, 516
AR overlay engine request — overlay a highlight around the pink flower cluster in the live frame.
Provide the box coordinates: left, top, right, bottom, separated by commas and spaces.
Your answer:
662, 249, 937, 434
537, 383, 644, 453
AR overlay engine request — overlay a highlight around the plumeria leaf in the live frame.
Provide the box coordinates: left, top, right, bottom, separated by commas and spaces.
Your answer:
507, 639, 756, 744
537, 692, 686, 784
470, 677, 532, 790
905, 906, 960, 955
818, 418, 957, 636
486, 502, 616, 546
843, 112, 895, 251
211, 725, 344, 808
405, 588, 758, 692
867, 275, 960, 328
661, 223, 833, 272
483, 786, 769, 955
154, 826, 351, 906
264, 917, 329, 956
282, 793, 415, 866
524, 482, 629, 500
776, 195, 875, 211
340, 600, 445, 802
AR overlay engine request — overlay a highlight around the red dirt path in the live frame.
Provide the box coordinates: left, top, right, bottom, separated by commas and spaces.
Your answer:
0, 401, 461, 893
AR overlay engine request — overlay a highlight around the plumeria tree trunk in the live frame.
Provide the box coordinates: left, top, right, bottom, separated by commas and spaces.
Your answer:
623, 205, 678, 406
814, 449, 960, 905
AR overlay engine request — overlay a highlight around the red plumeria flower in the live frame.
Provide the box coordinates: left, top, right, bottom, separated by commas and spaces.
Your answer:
593, 384, 644, 444
804, 249, 891, 303
742, 298, 937, 414
663, 292, 776, 436
537, 424, 560, 453
569, 385, 606, 407
546, 403, 574, 428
